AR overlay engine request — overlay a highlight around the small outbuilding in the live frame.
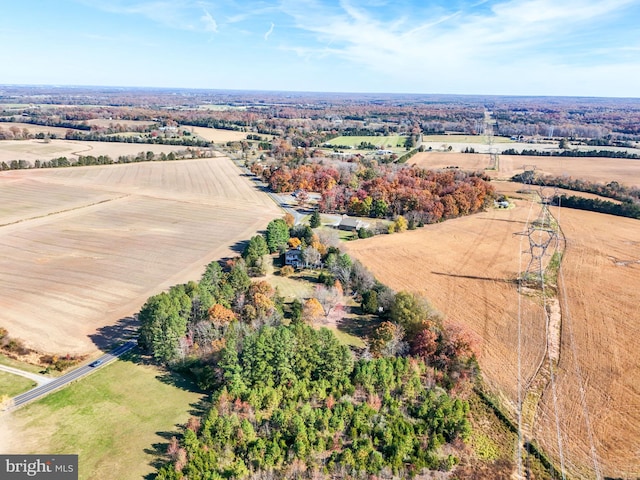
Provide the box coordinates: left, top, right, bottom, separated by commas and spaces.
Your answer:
337, 215, 367, 231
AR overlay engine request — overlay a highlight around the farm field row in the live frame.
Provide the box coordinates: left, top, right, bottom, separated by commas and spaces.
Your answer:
325, 135, 406, 149
411, 151, 640, 187
189, 125, 251, 143
535, 208, 640, 478
0, 138, 194, 163
345, 190, 640, 478
422, 134, 514, 144
345, 200, 548, 409
0, 157, 281, 354
0, 122, 79, 137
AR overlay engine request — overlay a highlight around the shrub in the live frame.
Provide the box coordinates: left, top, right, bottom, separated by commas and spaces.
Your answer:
280, 265, 294, 277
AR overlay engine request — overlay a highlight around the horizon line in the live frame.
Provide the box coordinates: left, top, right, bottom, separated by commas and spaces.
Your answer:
1, 84, 640, 101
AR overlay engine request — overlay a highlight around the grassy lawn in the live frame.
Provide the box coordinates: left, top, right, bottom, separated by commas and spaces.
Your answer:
0, 370, 36, 397
4, 352, 206, 480
326, 135, 406, 149
0, 354, 48, 375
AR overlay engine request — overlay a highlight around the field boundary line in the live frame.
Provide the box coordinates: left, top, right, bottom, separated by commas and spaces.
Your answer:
0, 194, 130, 229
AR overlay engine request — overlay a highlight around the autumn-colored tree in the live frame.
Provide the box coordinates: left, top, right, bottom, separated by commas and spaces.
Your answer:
208, 304, 236, 327
371, 321, 408, 357
283, 212, 295, 228
302, 298, 324, 323
288, 237, 302, 249
248, 280, 274, 299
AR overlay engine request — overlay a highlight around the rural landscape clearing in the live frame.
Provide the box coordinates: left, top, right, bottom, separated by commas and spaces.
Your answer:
1, 84, 640, 480
0, 157, 280, 354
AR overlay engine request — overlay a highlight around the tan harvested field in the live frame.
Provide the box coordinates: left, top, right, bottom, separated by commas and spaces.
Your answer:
0, 122, 78, 137
85, 119, 156, 128
535, 208, 640, 478
190, 125, 249, 143
412, 151, 640, 187
344, 201, 548, 409
493, 180, 622, 204
346, 197, 640, 478
0, 139, 193, 163
0, 157, 280, 354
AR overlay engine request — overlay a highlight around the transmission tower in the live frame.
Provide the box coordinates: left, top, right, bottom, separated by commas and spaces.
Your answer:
517, 187, 558, 286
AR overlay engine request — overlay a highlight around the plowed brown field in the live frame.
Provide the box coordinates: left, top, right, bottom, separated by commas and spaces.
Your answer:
412, 151, 640, 187
0, 139, 191, 164
345, 197, 640, 478
0, 157, 280, 354
344, 200, 548, 410
535, 208, 640, 478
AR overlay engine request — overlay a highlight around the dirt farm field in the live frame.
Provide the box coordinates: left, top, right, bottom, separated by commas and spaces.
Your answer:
189, 126, 250, 143
411, 151, 640, 187
345, 201, 548, 409
0, 122, 79, 137
0, 157, 281, 354
535, 208, 640, 478
345, 197, 640, 478
0, 139, 194, 164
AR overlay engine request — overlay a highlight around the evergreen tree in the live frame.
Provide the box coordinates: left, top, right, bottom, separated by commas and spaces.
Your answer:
309, 210, 321, 228
265, 219, 290, 253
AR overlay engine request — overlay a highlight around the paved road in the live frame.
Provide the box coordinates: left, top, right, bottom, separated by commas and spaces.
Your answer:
0, 364, 52, 386
225, 151, 306, 225
4, 340, 137, 412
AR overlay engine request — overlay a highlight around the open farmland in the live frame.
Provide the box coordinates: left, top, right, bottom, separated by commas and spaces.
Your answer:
189, 125, 250, 143
85, 119, 156, 129
0, 139, 194, 164
345, 196, 640, 478
325, 135, 406, 149
412, 151, 640, 187
0, 121, 81, 137
534, 208, 640, 478
344, 201, 548, 411
0, 157, 280, 354
422, 134, 514, 144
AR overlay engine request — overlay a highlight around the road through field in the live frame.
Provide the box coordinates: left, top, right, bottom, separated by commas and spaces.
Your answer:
0, 157, 281, 354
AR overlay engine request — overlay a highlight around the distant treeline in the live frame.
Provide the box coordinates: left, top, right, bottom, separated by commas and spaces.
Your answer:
502, 148, 639, 159
552, 195, 640, 220
0, 117, 92, 131
511, 172, 640, 204
179, 118, 247, 131
63, 130, 212, 147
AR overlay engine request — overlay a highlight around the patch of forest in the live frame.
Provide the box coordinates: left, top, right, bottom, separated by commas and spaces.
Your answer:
137, 217, 483, 479
255, 162, 494, 224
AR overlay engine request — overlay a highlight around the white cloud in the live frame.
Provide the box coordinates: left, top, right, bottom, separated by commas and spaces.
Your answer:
276, 0, 640, 95
264, 22, 275, 40
201, 9, 218, 33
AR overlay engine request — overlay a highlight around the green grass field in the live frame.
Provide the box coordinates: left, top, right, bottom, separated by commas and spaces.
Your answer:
0, 354, 48, 374
326, 135, 406, 149
5, 353, 205, 480
0, 370, 36, 397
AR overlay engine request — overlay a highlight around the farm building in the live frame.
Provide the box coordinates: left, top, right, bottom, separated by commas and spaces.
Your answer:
337, 215, 368, 231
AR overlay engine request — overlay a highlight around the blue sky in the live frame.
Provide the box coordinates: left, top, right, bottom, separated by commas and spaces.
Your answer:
1, 0, 639, 97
